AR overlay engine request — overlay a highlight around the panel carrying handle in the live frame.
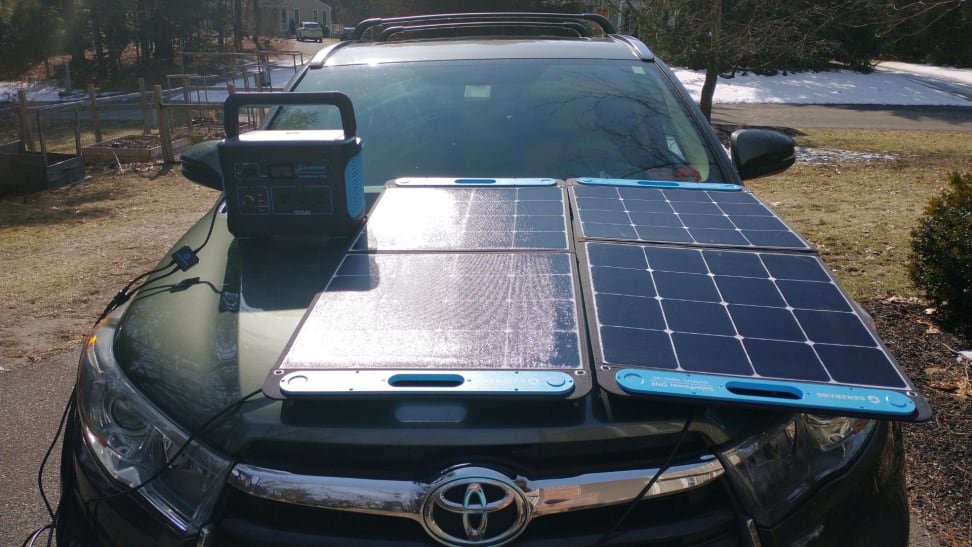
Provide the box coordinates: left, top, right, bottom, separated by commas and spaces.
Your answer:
223, 92, 357, 139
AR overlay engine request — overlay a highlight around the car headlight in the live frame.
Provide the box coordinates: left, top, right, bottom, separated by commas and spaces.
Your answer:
719, 413, 876, 524
76, 323, 232, 533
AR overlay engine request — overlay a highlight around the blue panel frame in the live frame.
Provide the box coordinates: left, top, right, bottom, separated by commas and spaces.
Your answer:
616, 369, 917, 417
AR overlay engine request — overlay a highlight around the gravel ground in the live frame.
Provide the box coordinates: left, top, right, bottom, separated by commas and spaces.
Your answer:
863, 298, 972, 546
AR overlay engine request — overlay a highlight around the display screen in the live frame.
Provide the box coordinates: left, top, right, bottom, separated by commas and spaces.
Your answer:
268, 163, 295, 179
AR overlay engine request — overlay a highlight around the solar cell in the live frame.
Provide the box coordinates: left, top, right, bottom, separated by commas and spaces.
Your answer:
570, 184, 812, 250
351, 186, 570, 251
583, 242, 929, 419
267, 252, 589, 398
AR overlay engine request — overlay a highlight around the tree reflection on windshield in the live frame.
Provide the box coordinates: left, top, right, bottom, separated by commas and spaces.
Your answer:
271, 59, 723, 184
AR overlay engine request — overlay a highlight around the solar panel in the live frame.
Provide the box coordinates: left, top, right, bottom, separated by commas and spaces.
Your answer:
265, 252, 589, 399
263, 179, 927, 419
569, 183, 812, 250
582, 242, 930, 420
351, 186, 570, 252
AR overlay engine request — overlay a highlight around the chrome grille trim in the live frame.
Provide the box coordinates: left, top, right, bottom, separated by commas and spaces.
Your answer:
227, 455, 725, 521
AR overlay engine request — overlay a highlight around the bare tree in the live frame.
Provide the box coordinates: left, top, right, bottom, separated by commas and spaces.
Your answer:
251, 0, 260, 49
233, 0, 242, 51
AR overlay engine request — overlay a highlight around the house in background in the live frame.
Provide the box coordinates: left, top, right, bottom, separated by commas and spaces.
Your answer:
255, 0, 333, 37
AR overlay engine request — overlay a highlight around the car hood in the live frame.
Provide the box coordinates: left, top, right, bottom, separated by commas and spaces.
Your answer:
112, 203, 775, 455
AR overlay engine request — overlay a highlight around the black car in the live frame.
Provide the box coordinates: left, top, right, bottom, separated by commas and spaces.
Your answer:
57, 12, 927, 547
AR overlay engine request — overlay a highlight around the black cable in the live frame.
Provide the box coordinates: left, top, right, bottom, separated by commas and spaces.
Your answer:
593, 407, 697, 547
94, 197, 225, 326
94, 262, 179, 325
193, 198, 226, 254
25, 384, 262, 546
118, 260, 178, 296
72, 389, 265, 547
700, 434, 759, 543
36, 388, 75, 520
21, 524, 53, 547
86, 388, 265, 503
131, 277, 223, 304
21, 386, 75, 547
28, 198, 231, 546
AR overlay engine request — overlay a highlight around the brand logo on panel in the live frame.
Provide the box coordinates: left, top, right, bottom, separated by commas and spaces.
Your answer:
421, 467, 530, 546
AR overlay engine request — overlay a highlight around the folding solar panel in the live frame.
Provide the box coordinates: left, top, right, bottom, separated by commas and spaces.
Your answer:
265, 183, 588, 399
569, 180, 812, 251
570, 180, 928, 421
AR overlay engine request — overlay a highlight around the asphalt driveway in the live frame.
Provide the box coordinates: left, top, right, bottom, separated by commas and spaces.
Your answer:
713, 103, 972, 132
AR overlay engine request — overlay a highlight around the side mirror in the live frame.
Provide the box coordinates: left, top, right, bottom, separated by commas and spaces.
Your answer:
731, 129, 796, 180
180, 140, 223, 190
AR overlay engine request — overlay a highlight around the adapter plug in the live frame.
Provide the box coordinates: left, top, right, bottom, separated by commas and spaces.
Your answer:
171, 245, 200, 271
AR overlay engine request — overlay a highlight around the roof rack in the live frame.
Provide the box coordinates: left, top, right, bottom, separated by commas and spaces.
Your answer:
377, 21, 592, 41
351, 12, 617, 42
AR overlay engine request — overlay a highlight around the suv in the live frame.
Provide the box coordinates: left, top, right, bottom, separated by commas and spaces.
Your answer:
57, 13, 923, 547
295, 21, 324, 42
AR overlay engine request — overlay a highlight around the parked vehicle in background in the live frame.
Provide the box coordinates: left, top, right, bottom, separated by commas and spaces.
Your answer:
339, 26, 354, 40
56, 12, 926, 547
296, 21, 323, 42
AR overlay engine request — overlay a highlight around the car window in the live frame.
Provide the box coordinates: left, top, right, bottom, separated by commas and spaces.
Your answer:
271, 59, 722, 185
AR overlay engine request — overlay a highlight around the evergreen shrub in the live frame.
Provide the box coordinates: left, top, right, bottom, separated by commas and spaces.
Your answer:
909, 172, 972, 333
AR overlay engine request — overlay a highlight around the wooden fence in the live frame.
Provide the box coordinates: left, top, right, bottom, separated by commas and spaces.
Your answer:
14, 50, 305, 165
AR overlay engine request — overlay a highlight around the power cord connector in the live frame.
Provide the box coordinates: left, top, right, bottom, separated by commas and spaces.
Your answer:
171, 245, 199, 271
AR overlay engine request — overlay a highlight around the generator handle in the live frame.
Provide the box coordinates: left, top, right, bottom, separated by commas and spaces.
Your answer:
223, 92, 357, 139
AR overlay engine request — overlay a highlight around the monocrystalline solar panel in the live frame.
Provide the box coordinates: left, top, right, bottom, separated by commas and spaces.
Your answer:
570, 184, 812, 250
263, 180, 926, 419
583, 242, 929, 420
351, 186, 570, 251
266, 252, 589, 399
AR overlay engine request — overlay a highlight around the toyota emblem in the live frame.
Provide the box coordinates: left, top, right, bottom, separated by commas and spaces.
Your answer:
421, 467, 531, 546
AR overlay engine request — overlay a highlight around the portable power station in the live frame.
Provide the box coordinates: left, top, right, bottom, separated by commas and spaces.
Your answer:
218, 92, 364, 238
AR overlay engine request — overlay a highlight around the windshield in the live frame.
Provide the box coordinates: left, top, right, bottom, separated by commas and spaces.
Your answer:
273, 59, 723, 185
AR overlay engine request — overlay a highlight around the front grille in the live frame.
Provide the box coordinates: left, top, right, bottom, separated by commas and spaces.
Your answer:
518, 482, 739, 546
241, 435, 711, 480
212, 478, 740, 546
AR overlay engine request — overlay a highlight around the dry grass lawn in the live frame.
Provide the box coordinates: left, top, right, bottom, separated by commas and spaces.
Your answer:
0, 164, 218, 368
748, 129, 972, 299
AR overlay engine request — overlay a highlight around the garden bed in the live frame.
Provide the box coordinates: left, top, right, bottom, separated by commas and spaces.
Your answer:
82, 134, 189, 164
0, 140, 84, 196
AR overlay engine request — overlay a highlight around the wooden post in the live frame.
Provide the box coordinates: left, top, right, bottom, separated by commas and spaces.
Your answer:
63, 61, 73, 95
17, 89, 35, 151
259, 53, 270, 90
139, 78, 152, 135
36, 110, 48, 167
182, 75, 191, 104
154, 85, 174, 163
87, 84, 102, 142
182, 75, 192, 134
74, 108, 82, 156
227, 84, 236, 130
